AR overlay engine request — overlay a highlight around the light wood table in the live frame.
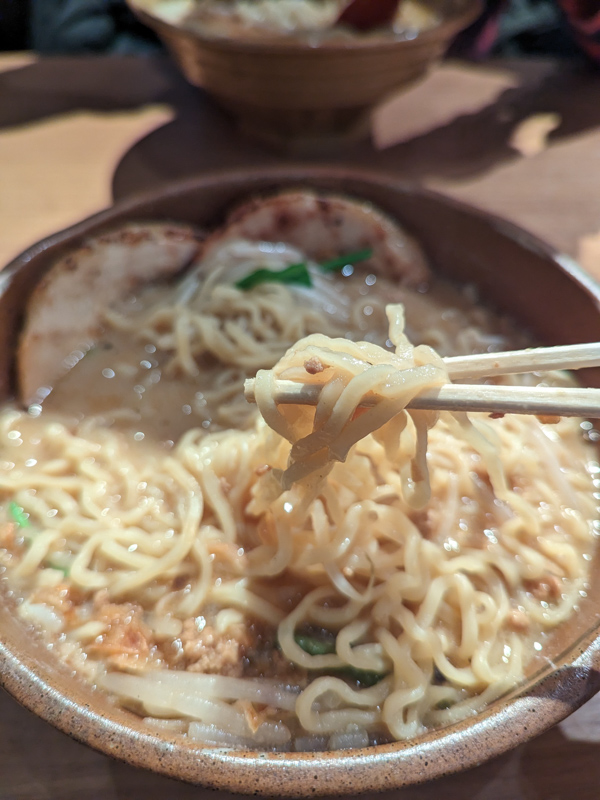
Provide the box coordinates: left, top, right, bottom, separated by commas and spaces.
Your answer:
2, 51, 600, 800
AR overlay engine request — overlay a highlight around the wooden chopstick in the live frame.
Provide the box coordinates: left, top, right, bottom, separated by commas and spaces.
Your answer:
244, 379, 600, 418
244, 342, 600, 419
445, 342, 600, 381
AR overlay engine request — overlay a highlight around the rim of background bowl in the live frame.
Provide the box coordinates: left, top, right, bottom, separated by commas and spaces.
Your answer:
2, 166, 600, 796
127, 0, 483, 53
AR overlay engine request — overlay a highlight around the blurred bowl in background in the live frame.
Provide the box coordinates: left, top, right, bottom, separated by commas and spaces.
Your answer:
126, 0, 481, 150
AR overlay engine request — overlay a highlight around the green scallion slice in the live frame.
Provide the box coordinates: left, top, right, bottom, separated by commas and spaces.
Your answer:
47, 562, 70, 577
295, 633, 335, 656
8, 501, 30, 528
294, 632, 387, 686
319, 248, 373, 273
235, 262, 313, 291
235, 247, 374, 291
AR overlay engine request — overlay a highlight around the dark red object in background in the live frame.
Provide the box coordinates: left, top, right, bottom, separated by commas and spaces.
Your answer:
337, 0, 402, 31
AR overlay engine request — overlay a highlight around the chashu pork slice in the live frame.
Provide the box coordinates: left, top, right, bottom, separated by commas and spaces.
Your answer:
200, 190, 430, 285
18, 223, 202, 406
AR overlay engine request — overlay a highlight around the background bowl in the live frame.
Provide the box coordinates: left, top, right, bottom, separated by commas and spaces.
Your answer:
2, 167, 600, 796
125, 0, 481, 150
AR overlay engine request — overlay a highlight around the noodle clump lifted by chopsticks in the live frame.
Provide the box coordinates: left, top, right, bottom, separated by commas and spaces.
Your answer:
254, 304, 448, 504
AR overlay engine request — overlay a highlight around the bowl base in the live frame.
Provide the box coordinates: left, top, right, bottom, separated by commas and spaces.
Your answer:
216, 99, 373, 154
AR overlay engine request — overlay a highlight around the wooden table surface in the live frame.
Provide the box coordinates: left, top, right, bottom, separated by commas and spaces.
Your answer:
2, 51, 600, 800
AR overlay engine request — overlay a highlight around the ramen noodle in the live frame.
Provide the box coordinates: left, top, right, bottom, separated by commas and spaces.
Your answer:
0, 199, 597, 751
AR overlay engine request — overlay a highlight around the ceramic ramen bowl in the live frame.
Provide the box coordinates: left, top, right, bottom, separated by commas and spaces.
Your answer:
1, 167, 600, 796
125, 0, 481, 149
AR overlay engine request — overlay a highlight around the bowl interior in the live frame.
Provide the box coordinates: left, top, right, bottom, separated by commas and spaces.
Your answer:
2, 167, 600, 796
130, 0, 479, 46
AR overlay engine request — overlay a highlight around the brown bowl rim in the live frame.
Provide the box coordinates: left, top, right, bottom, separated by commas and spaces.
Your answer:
127, 0, 483, 53
2, 165, 600, 796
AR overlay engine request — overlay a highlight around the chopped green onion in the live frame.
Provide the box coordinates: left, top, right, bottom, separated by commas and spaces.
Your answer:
295, 633, 335, 656
235, 248, 374, 291
294, 632, 387, 687
319, 248, 373, 273
235, 262, 313, 291
343, 666, 386, 687
47, 562, 70, 577
8, 501, 30, 528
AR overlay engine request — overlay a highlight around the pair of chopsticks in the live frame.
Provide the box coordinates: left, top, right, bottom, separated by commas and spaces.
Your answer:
244, 342, 600, 418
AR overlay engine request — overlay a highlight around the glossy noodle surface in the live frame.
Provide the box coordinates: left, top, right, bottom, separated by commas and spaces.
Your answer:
0, 217, 598, 753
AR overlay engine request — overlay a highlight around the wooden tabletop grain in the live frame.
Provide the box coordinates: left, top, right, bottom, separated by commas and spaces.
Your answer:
2, 51, 600, 800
